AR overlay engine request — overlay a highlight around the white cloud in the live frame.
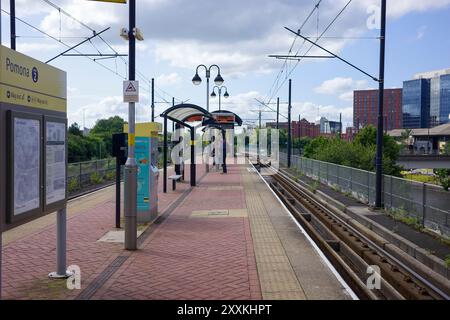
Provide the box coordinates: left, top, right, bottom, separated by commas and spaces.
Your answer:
156, 73, 181, 87
16, 0, 450, 79
385, 0, 450, 18
315, 77, 369, 102
16, 42, 62, 55
68, 94, 152, 128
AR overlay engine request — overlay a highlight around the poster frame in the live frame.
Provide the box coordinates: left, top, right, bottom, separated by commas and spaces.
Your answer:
43, 116, 68, 213
6, 110, 43, 225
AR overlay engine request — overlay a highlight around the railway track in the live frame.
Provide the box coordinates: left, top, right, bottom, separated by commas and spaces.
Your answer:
256, 163, 449, 300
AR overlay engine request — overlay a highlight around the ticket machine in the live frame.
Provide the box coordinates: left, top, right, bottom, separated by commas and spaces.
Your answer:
124, 122, 161, 223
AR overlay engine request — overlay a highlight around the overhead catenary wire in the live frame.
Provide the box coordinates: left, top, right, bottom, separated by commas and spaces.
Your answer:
1, 8, 126, 78
38, 0, 185, 97
266, 0, 322, 103
9, 0, 186, 104
266, 0, 353, 105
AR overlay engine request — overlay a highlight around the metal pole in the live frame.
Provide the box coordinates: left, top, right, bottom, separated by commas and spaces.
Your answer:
222, 130, 227, 173
48, 207, 70, 278
219, 88, 222, 111
276, 97, 280, 130
375, 0, 386, 208
0, 226, 2, 299
10, 0, 15, 50
206, 76, 210, 112
422, 183, 427, 227
339, 112, 342, 139
175, 123, 181, 176
259, 110, 262, 129
288, 79, 292, 168
115, 157, 121, 228
124, 0, 137, 250
151, 78, 155, 122
0, 0, 2, 45
163, 116, 168, 193
190, 128, 196, 186
298, 114, 301, 155
172, 97, 175, 133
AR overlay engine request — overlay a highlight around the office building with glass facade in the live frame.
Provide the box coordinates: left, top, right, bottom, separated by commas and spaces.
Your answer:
404, 69, 450, 129
402, 79, 430, 129
438, 74, 450, 125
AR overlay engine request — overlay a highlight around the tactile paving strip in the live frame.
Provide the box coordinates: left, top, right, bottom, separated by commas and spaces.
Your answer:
241, 166, 307, 300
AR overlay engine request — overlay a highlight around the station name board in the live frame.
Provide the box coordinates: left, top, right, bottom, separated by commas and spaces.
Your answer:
0, 45, 67, 112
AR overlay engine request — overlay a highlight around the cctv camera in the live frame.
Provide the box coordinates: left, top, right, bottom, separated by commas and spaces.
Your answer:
120, 28, 129, 41
133, 28, 144, 41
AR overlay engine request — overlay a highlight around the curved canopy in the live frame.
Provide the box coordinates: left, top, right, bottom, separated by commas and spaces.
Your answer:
160, 103, 212, 124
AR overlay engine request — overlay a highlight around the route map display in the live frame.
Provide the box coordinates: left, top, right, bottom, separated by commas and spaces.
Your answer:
13, 117, 41, 215
46, 121, 66, 205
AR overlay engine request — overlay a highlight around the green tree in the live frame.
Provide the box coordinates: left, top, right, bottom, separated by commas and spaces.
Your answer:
434, 169, 450, 191
68, 116, 123, 163
300, 126, 402, 176
90, 116, 125, 136
89, 116, 125, 158
443, 142, 450, 155
68, 122, 82, 136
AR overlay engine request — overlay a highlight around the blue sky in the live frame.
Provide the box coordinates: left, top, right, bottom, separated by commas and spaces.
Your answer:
1, 0, 450, 129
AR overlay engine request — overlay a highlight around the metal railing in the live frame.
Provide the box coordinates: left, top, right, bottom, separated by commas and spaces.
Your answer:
280, 153, 450, 238
67, 158, 117, 196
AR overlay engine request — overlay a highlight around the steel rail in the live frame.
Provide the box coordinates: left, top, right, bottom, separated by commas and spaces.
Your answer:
260, 164, 449, 300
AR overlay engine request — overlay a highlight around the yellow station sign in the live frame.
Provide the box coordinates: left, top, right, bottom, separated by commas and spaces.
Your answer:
0, 45, 67, 113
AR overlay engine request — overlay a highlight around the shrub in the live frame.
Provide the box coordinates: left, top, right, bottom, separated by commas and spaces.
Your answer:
105, 171, 116, 181
68, 177, 79, 193
90, 172, 104, 185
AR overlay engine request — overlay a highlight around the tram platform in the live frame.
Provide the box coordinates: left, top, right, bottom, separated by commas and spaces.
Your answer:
1, 162, 353, 300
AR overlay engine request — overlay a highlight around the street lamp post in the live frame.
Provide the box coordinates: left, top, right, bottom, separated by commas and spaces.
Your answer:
192, 65, 224, 112
211, 86, 230, 111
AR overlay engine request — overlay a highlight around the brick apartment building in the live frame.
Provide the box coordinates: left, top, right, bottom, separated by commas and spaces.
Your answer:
353, 88, 403, 130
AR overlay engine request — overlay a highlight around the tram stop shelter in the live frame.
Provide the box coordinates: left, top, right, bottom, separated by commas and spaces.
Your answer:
160, 104, 213, 193
202, 110, 243, 173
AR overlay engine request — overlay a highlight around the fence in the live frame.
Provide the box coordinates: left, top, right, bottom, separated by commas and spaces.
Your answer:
67, 158, 117, 196
280, 153, 450, 238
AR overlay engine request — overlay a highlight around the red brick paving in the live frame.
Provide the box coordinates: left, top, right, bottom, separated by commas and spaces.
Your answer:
94, 164, 261, 300
1, 164, 262, 300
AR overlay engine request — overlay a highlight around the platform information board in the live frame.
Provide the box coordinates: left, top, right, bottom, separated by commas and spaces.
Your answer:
0, 44, 67, 230
13, 117, 41, 215
45, 121, 66, 205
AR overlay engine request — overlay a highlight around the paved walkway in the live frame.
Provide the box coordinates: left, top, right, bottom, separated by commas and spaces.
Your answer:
1, 162, 351, 300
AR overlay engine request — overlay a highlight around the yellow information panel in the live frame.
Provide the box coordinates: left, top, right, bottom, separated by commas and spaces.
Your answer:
124, 122, 162, 138
0, 45, 67, 112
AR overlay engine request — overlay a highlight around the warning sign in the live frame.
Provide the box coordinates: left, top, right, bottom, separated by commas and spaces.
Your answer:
123, 80, 139, 103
